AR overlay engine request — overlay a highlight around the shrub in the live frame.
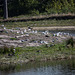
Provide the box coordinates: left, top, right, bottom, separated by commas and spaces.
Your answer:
66, 37, 74, 48
0, 46, 15, 54
0, 47, 4, 54
9, 46, 15, 54
0, 46, 10, 54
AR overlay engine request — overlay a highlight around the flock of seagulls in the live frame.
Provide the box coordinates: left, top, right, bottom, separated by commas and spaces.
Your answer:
0, 25, 72, 45
53, 32, 70, 37
1, 25, 70, 36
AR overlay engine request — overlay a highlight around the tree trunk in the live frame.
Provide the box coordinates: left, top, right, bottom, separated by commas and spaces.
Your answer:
4, 0, 8, 19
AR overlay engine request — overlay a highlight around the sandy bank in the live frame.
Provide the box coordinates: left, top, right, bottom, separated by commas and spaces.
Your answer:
22, 26, 75, 30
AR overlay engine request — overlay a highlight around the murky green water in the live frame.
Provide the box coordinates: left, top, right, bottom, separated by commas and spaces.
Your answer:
0, 59, 75, 75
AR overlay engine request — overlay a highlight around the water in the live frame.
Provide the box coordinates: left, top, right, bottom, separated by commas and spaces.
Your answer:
39, 30, 75, 36
49, 30, 75, 36
0, 59, 75, 75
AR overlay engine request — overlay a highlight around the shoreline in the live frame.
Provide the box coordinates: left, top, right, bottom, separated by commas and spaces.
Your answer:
22, 26, 75, 30
32, 26, 75, 30
0, 14, 75, 22
0, 54, 75, 65
0, 26, 75, 65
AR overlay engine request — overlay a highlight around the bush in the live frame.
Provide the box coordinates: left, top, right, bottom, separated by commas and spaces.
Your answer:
0, 46, 15, 54
0, 46, 9, 54
0, 47, 4, 54
66, 37, 74, 48
30, 9, 39, 15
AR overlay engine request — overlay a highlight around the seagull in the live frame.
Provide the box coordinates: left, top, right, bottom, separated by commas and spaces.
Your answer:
2, 25, 4, 27
24, 29, 27, 33
35, 30, 37, 33
21, 31, 24, 34
17, 31, 20, 34
4, 27, 6, 30
44, 41, 48, 44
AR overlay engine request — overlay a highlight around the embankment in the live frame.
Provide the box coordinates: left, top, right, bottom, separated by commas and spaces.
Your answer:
22, 26, 75, 30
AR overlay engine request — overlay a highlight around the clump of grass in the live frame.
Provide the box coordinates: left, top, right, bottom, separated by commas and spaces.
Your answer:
66, 37, 74, 48
0, 46, 9, 54
0, 19, 75, 29
9, 46, 15, 55
0, 46, 15, 55
0, 37, 3, 39
0, 42, 75, 63
0, 47, 4, 54
10, 38, 18, 40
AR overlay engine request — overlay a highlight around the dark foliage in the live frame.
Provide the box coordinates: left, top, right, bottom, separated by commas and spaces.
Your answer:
0, 45, 15, 54
0, 0, 75, 17
66, 37, 74, 48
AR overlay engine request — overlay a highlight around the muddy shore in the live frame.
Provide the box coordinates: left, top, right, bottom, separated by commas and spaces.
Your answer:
1, 26, 74, 47
0, 54, 75, 65
0, 26, 75, 65
23, 26, 75, 30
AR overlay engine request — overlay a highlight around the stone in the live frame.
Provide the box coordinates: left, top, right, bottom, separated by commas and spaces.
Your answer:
45, 35, 49, 37
0, 29, 4, 33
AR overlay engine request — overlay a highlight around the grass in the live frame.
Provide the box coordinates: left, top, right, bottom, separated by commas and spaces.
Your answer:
0, 19, 75, 29
0, 42, 75, 64
0, 37, 3, 39
10, 38, 18, 40
0, 46, 15, 54
14, 43, 75, 61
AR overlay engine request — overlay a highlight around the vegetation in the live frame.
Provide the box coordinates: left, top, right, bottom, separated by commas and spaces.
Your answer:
10, 37, 18, 40
0, 0, 75, 18
0, 45, 15, 54
0, 40, 75, 64
66, 37, 74, 48
15, 43, 75, 59
0, 0, 75, 65
0, 19, 75, 29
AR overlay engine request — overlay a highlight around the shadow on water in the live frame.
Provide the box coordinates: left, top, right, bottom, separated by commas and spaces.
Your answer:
0, 59, 75, 75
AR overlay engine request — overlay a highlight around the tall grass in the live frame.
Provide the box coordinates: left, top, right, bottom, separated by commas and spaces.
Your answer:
66, 37, 75, 48
0, 19, 75, 29
0, 42, 75, 63
0, 46, 15, 54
